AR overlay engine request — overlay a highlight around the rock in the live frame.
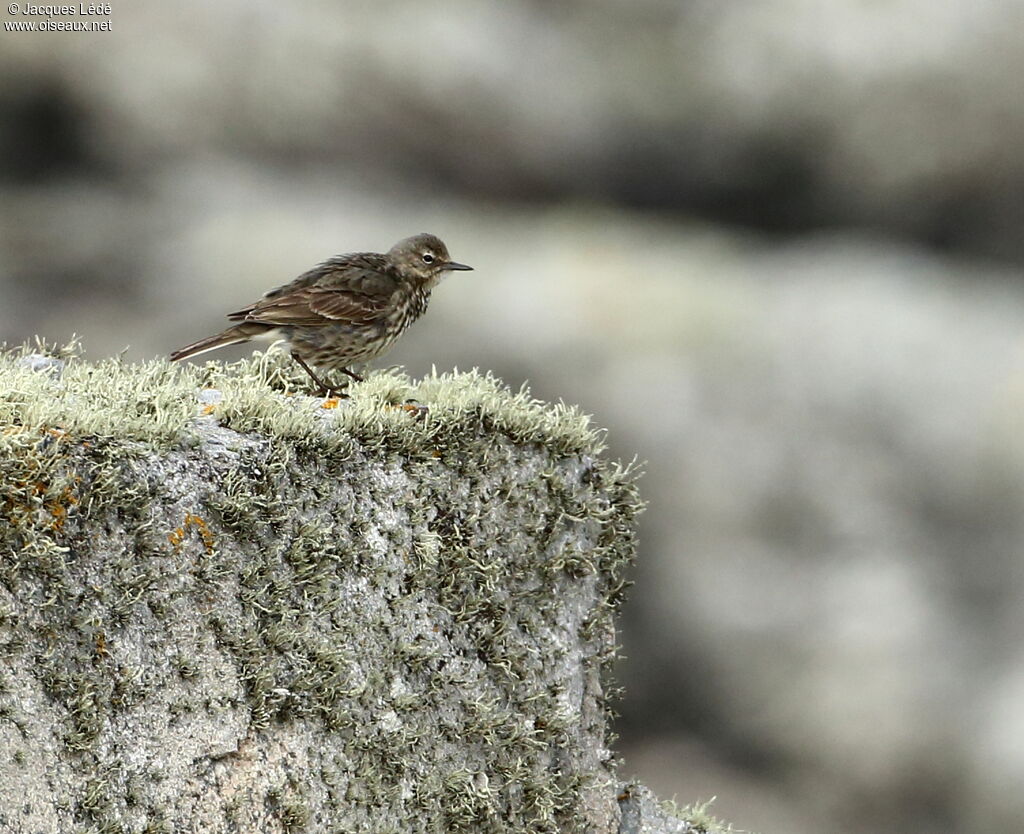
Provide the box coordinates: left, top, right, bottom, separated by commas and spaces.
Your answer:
617, 784, 700, 834
15, 353, 64, 377
0, 349, 670, 833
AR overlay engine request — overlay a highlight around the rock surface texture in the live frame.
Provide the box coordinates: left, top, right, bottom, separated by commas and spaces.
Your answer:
0, 348, 708, 834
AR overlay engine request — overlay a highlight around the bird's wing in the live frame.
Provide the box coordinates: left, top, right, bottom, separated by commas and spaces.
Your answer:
227, 258, 397, 327
226, 286, 389, 327
262, 253, 390, 297
306, 287, 389, 325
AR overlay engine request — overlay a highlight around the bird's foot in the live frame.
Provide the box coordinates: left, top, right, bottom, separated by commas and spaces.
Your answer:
316, 379, 351, 399
292, 353, 353, 399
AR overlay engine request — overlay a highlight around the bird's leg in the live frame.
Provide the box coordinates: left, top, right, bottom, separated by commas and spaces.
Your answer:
340, 368, 364, 382
291, 353, 347, 398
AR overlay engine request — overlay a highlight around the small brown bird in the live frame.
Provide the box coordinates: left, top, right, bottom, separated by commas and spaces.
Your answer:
170, 233, 472, 395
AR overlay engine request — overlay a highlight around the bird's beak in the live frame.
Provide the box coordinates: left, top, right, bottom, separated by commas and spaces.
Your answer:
444, 261, 474, 271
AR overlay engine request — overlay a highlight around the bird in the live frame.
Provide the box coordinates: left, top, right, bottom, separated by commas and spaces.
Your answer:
170, 233, 472, 396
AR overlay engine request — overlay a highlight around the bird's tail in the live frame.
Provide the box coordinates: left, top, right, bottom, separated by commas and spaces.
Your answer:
169, 324, 261, 362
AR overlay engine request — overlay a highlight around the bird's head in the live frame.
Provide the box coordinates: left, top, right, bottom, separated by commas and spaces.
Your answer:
389, 233, 473, 287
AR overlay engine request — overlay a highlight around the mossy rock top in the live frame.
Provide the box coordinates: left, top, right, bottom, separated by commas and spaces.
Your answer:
0, 341, 603, 456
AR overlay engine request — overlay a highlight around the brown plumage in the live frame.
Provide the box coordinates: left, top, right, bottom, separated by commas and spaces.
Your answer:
170, 233, 472, 395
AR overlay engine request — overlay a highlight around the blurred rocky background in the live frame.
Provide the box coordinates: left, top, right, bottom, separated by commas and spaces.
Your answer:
3, 2, 1024, 832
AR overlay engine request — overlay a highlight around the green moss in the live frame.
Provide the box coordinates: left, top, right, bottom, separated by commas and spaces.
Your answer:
0, 340, 642, 833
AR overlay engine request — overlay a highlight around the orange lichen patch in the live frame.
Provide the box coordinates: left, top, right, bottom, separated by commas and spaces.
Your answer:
200, 404, 217, 416
93, 631, 109, 660
0, 430, 81, 531
168, 513, 216, 555
39, 469, 82, 532
321, 397, 342, 410
46, 490, 80, 531
389, 402, 429, 422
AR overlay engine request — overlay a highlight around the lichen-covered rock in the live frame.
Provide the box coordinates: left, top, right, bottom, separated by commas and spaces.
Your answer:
617, 785, 703, 834
0, 345, 644, 833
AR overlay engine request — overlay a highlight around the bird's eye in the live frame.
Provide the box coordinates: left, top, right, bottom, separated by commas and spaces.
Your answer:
421, 252, 435, 264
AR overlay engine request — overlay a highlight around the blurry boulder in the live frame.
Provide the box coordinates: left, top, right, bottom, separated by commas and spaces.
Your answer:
2, 1, 1023, 261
